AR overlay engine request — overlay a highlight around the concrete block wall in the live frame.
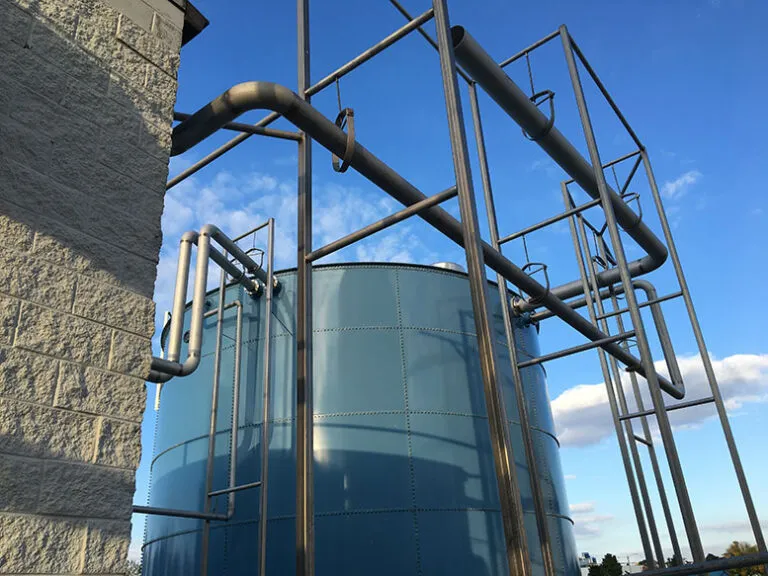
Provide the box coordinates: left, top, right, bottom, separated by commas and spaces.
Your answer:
0, 0, 183, 572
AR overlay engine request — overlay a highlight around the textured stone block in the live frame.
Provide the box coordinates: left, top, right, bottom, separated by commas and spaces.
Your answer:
144, 64, 177, 116
0, 454, 42, 512
73, 278, 155, 337
0, 346, 58, 404
99, 129, 170, 190
0, 157, 163, 264
27, 17, 110, 91
28, 0, 80, 37
56, 363, 146, 422
109, 329, 151, 378
102, 0, 154, 31
15, 302, 112, 367
24, 204, 158, 298
0, 247, 77, 311
0, 293, 19, 346
111, 40, 148, 88
138, 116, 173, 158
74, 0, 120, 61
0, 212, 33, 252
95, 417, 142, 468
82, 519, 131, 573
117, 13, 179, 77
38, 460, 134, 519
151, 11, 182, 52
0, 114, 53, 175
0, 513, 85, 573
0, 0, 32, 48
0, 399, 97, 461
0, 35, 71, 97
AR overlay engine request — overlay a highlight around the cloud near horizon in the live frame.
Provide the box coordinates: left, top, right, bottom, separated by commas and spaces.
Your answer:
551, 354, 768, 447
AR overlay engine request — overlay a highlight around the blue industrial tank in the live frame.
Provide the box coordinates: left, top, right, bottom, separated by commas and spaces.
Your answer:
143, 263, 578, 576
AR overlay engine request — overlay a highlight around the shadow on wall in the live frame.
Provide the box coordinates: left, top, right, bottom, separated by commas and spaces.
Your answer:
0, 0, 172, 300
0, 1, 176, 573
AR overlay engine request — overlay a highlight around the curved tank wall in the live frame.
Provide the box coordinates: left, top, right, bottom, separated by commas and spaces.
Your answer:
143, 263, 579, 576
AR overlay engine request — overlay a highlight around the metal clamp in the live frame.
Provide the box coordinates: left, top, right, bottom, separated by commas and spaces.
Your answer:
523, 90, 555, 141
522, 262, 550, 305
332, 107, 355, 173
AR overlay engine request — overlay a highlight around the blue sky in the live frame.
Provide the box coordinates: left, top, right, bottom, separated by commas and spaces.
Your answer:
131, 0, 768, 564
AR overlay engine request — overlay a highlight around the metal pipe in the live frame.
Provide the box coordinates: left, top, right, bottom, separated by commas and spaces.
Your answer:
596, 291, 683, 321
498, 198, 602, 245
200, 264, 228, 576
619, 397, 716, 422
591, 234, 665, 567
517, 332, 634, 368
388, 0, 472, 83
209, 480, 261, 498
606, 282, 683, 565
633, 435, 651, 447
169, 81, 681, 398
166, 7, 436, 191
309, 8, 435, 96
450, 27, 668, 314
562, 181, 655, 566
227, 299, 243, 518
296, 1, 314, 573
642, 150, 767, 553
532, 280, 685, 398
433, 4, 531, 575
132, 505, 228, 521
258, 219, 275, 576
167, 111, 282, 189
469, 81, 551, 576
560, 27, 704, 561
637, 553, 768, 576
499, 29, 561, 68
306, 186, 458, 262
174, 112, 301, 140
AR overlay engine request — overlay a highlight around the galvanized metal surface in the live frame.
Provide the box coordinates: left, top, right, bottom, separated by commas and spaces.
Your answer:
142, 264, 579, 576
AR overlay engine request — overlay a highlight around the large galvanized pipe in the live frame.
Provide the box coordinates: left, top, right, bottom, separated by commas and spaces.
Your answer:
449, 27, 668, 313
170, 81, 682, 398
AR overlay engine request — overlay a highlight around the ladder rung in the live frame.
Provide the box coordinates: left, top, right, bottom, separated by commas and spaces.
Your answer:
597, 291, 684, 320
517, 331, 635, 368
208, 481, 262, 498
132, 505, 228, 521
619, 396, 715, 421
633, 434, 652, 447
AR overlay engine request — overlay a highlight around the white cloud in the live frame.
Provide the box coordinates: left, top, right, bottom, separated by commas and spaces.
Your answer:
570, 502, 614, 538
661, 170, 702, 200
570, 502, 596, 514
565, 474, 577, 481
551, 354, 768, 447
153, 169, 442, 345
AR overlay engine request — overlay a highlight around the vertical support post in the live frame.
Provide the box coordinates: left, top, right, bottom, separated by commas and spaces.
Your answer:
562, 184, 655, 567
642, 151, 766, 554
468, 83, 553, 576
296, 0, 314, 573
259, 219, 276, 576
432, 3, 530, 575
560, 26, 705, 562
585, 229, 665, 568
200, 263, 227, 576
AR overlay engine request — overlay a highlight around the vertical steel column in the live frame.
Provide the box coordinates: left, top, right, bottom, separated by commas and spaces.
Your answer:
296, 0, 314, 573
259, 219, 276, 576
586, 230, 665, 568
642, 151, 767, 553
604, 286, 683, 564
561, 184, 655, 566
200, 264, 227, 576
469, 83, 553, 576
560, 27, 705, 562
432, 4, 529, 575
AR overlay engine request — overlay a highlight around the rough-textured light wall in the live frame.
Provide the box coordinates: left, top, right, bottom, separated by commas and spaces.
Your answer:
0, 0, 182, 572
